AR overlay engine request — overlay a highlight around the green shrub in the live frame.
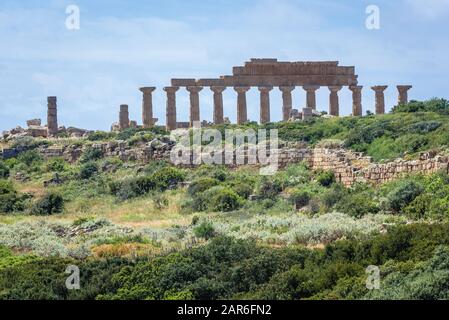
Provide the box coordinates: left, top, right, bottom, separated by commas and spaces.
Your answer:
80, 147, 103, 163
116, 128, 139, 141
392, 98, 449, 114
79, 162, 99, 180
366, 136, 398, 161
0, 180, 27, 213
316, 170, 335, 187
407, 121, 442, 134
151, 167, 186, 191
144, 160, 170, 175
321, 184, 346, 208
344, 119, 395, 152
395, 134, 429, 154
187, 178, 220, 196
128, 132, 155, 146
335, 192, 379, 218
17, 150, 43, 167
110, 167, 185, 200
88, 131, 115, 141
202, 186, 244, 212
386, 180, 424, 213
31, 192, 64, 215
256, 176, 283, 199
289, 189, 311, 208
109, 176, 155, 201
193, 221, 216, 240
45, 158, 68, 173
0, 161, 9, 178
228, 181, 253, 199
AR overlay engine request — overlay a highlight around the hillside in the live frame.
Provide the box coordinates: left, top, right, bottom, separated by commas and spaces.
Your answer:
1, 98, 449, 300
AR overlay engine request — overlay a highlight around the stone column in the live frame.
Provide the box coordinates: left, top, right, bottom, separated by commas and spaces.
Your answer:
139, 87, 156, 128
303, 85, 320, 110
371, 86, 388, 114
164, 86, 179, 131
186, 86, 203, 127
234, 86, 250, 124
47, 96, 58, 136
119, 104, 130, 130
279, 86, 295, 121
211, 86, 226, 125
328, 86, 342, 116
397, 85, 412, 105
349, 86, 363, 116
258, 86, 273, 124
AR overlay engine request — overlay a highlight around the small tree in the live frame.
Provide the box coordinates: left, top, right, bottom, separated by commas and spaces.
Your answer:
31, 192, 64, 215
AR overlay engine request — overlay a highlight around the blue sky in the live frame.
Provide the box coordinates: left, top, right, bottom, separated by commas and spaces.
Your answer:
1, 0, 449, 131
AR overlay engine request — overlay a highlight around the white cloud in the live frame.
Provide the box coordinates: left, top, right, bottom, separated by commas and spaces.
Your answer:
0, 0, 448, 130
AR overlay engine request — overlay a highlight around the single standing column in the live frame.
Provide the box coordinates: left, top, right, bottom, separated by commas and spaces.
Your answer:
164, 86, 179, 131
279, 86, 295, 121
258, 86, 273, 124
349, 86, 363, 116
119, 104, 130, 130
303, 85, 320, 110
371, 86, 388, 114
328, 86, 342, 116
186, 86, 203, 127
47, 96, 58, 136
139, 87, 156, 128
234, 86, 250, 124
397, 85, 412, 105
211, 86, 226, 125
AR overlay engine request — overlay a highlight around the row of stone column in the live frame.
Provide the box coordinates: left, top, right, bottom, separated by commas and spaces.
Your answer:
161, 85, 413, 130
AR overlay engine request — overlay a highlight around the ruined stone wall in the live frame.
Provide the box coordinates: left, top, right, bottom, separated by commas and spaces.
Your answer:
2, 139, 448, 186
360, 153, 449, 185
306, 148, 449, 186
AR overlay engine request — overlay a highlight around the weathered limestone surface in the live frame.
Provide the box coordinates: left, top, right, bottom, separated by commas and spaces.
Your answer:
259, 86, 273, 124
349, 86, 363, 116
140, 87, 156, 128
279, 86, 295, 121
397, 85, 412, 105
27, 119, 42, 127
186, 86, 203, 127
211, 86, 226, 125
234, 86, 250, 124
303, 85, 320, 110
172, 59, 358, 88
328, 86, 342, 116
372, 86, 388, 114
164, 87, 179, 131
28, 126, 48, 138
47, 97, 58, 136
119, 104, 130, 130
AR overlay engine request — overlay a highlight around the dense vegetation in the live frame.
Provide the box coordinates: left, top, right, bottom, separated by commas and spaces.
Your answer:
1, 99, 449, 300
2, 223, 449, 300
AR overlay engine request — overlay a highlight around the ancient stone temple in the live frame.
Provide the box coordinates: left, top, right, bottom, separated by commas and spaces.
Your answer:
135, 58, 412, 131
166, 59, 359, 129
